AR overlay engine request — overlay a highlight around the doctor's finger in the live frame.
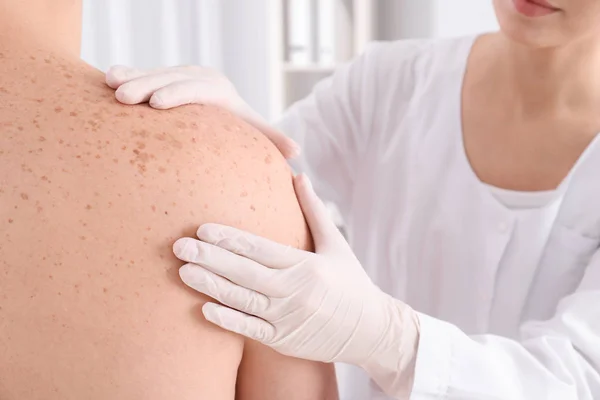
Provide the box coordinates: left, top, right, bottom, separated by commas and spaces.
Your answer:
196, 223, 309, 269
105, 65, 165, 88
114, 72, 192, 105
149, 83, 301, 159
149, 79, 232, 110
179, 264, 271, 317
106, 66, 144, 89
202, 303, 276, 344
173, 238, 276, 294
106, 65, 199, 89
294, 174, 346, 252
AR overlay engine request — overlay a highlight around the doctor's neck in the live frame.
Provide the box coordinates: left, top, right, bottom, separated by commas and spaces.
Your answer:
0, 0, 82, 58
491, 33, 600, 113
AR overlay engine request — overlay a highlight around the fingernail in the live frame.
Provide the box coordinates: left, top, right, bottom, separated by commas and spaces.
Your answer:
179, 264, 202, 286
178, 264, 193, 283
289, 141, 302, 158
106, 65, 122, 80
300, 174, 314, 192
149, 94, 163, 108
115, 88, 127, 103
202, 302, 222, 324
173, 238, 195, 259
197, 224, 220, 242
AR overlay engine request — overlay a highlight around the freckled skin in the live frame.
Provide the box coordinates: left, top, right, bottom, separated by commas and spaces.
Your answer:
0, 48, 333, 400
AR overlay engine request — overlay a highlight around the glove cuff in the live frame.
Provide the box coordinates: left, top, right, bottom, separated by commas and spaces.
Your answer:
358, 296, 421, 398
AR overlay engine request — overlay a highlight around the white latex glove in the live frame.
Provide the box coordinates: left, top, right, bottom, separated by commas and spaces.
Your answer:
173, 174, 421, 399
105, 65, 300, 159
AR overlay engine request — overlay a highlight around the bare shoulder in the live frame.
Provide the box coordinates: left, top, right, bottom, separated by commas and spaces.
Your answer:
118, 100, 311, 249
0, 58, 310, 399
74, 61, 308, 246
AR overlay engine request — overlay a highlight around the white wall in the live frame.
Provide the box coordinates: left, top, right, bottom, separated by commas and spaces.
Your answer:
377, 0, 437, 40
81, 0, 272, 119
434, 0, 499, 38
219, 0, 271, 121
81, 0, 223, 70
376, 0, 498, 40
81, 0, 499, 121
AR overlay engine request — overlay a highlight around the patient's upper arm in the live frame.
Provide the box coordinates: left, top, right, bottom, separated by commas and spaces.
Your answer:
237, 340, 339, 400
155, 105, 338, 400
151, 105, 338, 400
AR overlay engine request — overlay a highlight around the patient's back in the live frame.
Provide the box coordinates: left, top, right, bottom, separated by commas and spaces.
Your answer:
0, 50, 311, 399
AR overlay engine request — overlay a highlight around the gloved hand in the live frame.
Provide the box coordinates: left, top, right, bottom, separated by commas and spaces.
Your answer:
105, 65, 300, 159
173, 174, 421, 398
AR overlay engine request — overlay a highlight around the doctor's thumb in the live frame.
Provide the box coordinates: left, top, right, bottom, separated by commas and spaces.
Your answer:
294, 174, 343, 252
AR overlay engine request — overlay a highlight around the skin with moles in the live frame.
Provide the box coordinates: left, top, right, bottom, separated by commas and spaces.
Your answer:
0, 47, 336, 399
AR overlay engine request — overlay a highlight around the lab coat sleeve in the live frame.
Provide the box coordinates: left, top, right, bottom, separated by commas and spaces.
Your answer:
410, 248, 600, 400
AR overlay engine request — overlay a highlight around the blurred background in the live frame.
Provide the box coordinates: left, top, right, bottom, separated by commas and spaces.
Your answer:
82, 0, 498, 123
81, 2, 499, 398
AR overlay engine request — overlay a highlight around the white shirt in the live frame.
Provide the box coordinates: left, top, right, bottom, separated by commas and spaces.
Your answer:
485, 184, 564, 338
277, 35, 600, 400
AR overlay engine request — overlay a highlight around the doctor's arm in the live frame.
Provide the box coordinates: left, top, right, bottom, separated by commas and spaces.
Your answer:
410, 249, 600, 400
171, 174, 600, 400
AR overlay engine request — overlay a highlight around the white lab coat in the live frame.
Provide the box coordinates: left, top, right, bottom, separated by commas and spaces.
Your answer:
277, 35, 600, 400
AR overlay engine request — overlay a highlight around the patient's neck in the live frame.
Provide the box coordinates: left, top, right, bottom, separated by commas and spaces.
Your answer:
0, 0, 82, 58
